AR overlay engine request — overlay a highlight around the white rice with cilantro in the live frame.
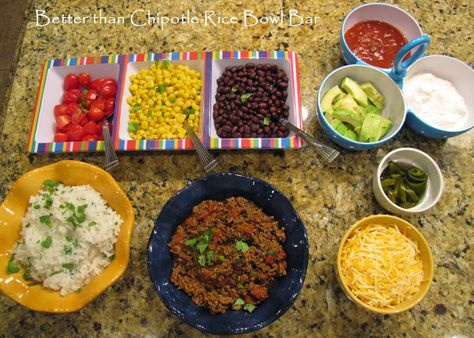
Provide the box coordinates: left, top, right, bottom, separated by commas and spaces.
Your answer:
12, 180, 122, 296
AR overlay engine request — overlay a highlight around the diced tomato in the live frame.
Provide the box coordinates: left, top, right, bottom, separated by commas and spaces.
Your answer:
78, 72, 91, 87
71, 109, 88, 126
84, 88, 98, 101
67, 125, 85, 141
64, 74, 79, 90
63, 89, 82, 104
90, 78, 106, 90
88, 106, 105, 122
66, 102, 81, 116
104, 97, 115, 115
98, 84, 117, 98
55, 115, 71, 129
53, 132, 68, 142
90, 97, 106, 111
277, 249, 286, 261
102, 78, 117, 87
83, 134, 96, 141
264, 255, 274, 264
83, 120, 97, 135
54, 104, 68, 117
250, 285, 268, 301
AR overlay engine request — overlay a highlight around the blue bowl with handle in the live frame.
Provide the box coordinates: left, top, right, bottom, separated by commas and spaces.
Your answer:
402, 55, 474, 138
340, 2, 430, 85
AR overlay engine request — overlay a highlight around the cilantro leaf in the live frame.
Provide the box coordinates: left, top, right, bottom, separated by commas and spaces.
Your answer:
41, 236, 52, 249
240, 93, 253, 103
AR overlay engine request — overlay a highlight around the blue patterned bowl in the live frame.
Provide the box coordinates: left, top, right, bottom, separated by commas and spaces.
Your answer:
147, 172, 308, 334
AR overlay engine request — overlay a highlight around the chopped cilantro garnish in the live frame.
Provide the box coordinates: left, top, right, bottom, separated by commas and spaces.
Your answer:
207, 250, 215, 263
156, 84, 167, 93
234, 298, 245, 305
62, 263, 75, 271
23, 271, 32, 280
88, 221, 96, 227
7, 256, 20, 274
243, 303, 256, 313
169, 97, 176, 103
198, 255, 206, 266
44, 195, 53, 209
25, 223, 31, 228
240, 93, 253, 103
131, 104, 141, 112
196, 242, 208, 254
183, 106, 196, 115
49, 271, 61, 277
39, 215, 52, 228
161, 60, 170, 69
34, 204, 40, 209
43, 180, 60, 193
185, 238, 198, 247
235, 240, 249, 253
41, 236, 52, 249
109, 254, 115, 261
231, 86, 238, 93
64, 245, 72, 255
218, 255, 225, 262
65, 235, 74, 242
263, 117, 271, 126
128, 121, 139, 133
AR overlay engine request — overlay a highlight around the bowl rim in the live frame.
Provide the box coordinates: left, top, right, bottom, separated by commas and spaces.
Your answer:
317, 64, 407, 146
340, 2, 423, 71
146, 172, 309, 334
0, 160, 134, 313
374, 147, 444, 214
336, 214, 434, 314
404, 54, 474, 133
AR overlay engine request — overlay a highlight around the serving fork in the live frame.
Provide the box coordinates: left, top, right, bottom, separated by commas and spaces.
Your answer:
103, 121, 119, 171
184, 121, 218, 173
279, 117, 340, 163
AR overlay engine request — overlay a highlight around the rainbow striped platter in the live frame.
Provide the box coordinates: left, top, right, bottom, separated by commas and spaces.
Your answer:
27, 51, 304, 153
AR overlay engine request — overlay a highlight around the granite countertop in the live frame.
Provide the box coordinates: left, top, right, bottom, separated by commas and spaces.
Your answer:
0, 0, 473, 337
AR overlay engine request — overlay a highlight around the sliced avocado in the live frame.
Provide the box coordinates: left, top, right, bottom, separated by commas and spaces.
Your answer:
358, 113, 393, 142
333, 109, 364, 129
326, 113, 342, 130
339, 94, 365, 115
341, 77, 368, 107
344, 129, 358, 141
333, 94, 346, 109
335, 122, 350, 135
354, 125, 361, 136
364, 103, 382, 115
360, 82, 385, 109
321, 85, 343, 113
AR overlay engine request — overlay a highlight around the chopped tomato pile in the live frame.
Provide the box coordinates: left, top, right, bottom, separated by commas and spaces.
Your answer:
53, 72, 117, 142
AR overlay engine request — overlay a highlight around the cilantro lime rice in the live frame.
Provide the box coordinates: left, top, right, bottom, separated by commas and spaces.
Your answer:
11, 180, 122, 296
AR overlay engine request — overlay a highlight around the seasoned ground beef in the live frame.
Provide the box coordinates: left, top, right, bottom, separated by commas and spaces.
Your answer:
169, 197, 287, 313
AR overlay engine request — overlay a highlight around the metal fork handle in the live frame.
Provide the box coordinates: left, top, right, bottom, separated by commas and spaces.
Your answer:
279, 117, 339, 163
184, 121, 218, 173
103, 122, 119, 171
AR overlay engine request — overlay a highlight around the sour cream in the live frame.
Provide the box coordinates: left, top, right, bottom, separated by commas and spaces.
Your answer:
403, 73, 469, 131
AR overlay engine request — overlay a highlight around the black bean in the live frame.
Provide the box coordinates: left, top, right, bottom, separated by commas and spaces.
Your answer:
213, 62, 290, 138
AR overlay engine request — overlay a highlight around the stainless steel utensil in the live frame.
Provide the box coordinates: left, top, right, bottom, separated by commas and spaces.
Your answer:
103, 121, 119, 171
184, 121, 218, 173
279, 117, 339, 163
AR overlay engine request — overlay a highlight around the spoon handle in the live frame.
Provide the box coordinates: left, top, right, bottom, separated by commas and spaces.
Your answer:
279, 118, 339, 163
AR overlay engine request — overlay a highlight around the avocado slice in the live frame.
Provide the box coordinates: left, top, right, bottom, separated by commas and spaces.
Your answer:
335, 122, 350, 135
333, 109, 365, 129
344, 129, 358, 141
321, 85, 343, 113
333, 94, 346, 109
364, 103, 382, 115
338, 94, 365, 115
358, 113, 393, 142
360, 82, 385, 109
325, 113, 343, 130
341, 77, 368, 107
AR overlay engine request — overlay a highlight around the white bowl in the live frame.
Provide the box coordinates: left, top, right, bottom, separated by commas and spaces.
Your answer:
373, 148, 444, 215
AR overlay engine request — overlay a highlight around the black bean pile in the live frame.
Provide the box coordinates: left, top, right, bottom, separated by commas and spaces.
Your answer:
213, 63, 291, 138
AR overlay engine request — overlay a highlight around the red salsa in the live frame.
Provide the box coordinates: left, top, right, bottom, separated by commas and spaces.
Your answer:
345, 20, 409, 68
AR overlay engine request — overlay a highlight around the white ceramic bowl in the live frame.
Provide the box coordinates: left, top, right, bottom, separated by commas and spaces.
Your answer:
373, 148, 444, 215
403, 55, 474, 138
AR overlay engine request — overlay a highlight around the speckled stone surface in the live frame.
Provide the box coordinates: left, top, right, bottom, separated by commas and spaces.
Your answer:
0, 0, 473, 337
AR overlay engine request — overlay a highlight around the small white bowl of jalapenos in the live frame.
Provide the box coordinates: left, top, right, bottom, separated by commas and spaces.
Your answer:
373, 148, 444, 215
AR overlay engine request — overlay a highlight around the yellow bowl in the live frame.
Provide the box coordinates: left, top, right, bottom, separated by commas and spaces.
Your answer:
336, 214, 434, 314
0, 160, 134, 313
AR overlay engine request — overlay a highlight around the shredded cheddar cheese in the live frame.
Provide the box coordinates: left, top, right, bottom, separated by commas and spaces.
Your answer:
340, 223, 424, 309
